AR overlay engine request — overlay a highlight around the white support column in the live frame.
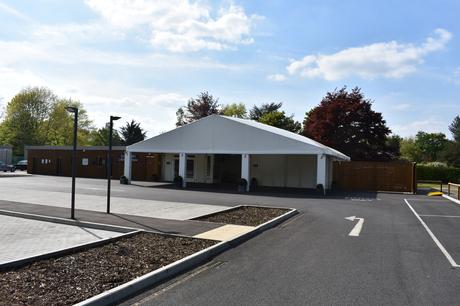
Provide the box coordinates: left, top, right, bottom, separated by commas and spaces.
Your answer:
124, 151, 132, 183
241, 154, 250, 192
178, 153, 187, 188
316, 154, 326, 194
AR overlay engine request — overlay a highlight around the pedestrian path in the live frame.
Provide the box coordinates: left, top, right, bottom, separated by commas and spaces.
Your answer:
0, 201, 223, 236
0, 186, 230, 220
0, 214, 123, 264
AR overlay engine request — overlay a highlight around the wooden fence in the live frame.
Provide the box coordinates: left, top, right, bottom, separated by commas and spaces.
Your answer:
333, 161, 416, 193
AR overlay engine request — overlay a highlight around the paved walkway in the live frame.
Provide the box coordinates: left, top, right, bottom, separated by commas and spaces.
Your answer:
0, 214, 123, 264
0, 200, 223, 236
0, 185, 230, 221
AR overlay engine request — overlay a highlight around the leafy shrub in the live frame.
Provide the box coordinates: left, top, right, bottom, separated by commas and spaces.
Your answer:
417, 164, 460, 183
420, 162, 448, 167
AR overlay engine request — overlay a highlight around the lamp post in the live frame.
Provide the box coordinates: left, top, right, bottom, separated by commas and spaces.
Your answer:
107, 115, 121, 214
65, 106, 78, 219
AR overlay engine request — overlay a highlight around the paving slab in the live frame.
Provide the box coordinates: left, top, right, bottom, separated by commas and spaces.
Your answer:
0, 214, 123, 264
0, 185, 230, 220
194, 224, 255, 241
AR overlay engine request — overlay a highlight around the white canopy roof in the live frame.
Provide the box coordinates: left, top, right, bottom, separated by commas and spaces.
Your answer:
127, 115, 350, 160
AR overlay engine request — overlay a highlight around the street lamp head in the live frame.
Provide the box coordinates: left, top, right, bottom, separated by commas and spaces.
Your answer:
111, 116, 121, 121
65, 106, 78, 113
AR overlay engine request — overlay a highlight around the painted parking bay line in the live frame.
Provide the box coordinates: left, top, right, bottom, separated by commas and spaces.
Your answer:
404, 199, 460, 268
345, 216, 364, 237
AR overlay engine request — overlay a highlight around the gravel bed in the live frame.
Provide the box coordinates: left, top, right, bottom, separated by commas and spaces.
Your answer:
195, 206, 291, 226
0, 232, 216, 305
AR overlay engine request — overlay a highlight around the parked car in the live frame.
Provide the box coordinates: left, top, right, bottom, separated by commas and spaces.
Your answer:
14, 160, 27, 171
0, 161, 15, 172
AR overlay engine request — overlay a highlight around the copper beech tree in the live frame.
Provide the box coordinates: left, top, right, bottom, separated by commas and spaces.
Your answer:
303, 87, 394, 161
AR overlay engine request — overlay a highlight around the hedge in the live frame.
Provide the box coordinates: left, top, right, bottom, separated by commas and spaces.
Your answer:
417, 164, 460, 183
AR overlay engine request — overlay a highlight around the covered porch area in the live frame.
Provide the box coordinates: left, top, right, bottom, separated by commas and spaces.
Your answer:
124, 152, 333, 191
123, 115, 349, 193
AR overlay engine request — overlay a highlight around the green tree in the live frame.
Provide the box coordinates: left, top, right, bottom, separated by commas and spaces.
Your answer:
249, 102, 282, 121
441, 141, 460, 167
400, 137, 423, 162
176, 91, 220, 126
258, 111, 302, 133
414, 131, 448, 162
449, 115, 460, 142
44, 99, 93, 146
120, 120, 146, 145
0, 87, 56, 155
385, 135, 402, 160
221, 103, 247, 118
88, 123, 122, 146
249, 102, 301, 133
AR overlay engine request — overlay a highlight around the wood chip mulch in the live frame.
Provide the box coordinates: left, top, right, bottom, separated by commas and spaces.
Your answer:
0, 232, 216, 306
195, 206, 290, 226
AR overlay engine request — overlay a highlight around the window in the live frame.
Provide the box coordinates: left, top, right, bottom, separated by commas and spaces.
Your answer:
97, 157, 106, 166
186, 159, 194, 178
206, 156, 211, 177
174, 159, 179, 177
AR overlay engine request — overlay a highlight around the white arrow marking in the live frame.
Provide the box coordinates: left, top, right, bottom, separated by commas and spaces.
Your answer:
345, 216, 364, 236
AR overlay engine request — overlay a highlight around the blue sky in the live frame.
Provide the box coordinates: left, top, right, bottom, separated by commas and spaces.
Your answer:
0, 0, 459, 138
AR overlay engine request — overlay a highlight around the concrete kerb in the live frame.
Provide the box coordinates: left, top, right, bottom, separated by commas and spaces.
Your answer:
0, 209, 137, 234
0, 230, 141, 271
76, 207, 298, 306
442, 194, 460, 205
190, 204, 294, 221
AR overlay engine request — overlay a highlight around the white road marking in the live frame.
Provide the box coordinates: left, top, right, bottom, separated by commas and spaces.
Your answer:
344, 216, 364, 237
404, 199, 460, 268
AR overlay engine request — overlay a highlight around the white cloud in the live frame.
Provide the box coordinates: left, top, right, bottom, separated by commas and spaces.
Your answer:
392, 117, 447, 137
0, 2, 33, 22
0, 66, 187, 137
84, 0, 259, 52
0, 67, 47, 102
0, 39, 248, 72
267, 74, 286, 81
454, 67, 460, 78
287, 28, 452, 80
392, 103, 411, 111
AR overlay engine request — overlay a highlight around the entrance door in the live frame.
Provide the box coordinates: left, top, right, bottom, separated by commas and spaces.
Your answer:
56, 158, 62, 176
145, 155, 160, 181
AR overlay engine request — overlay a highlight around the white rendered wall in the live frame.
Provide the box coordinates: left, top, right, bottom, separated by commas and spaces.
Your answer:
251, 155, 317, 188
123, 151, 132, 183
162, 153, 214, 184
316, 154, 326, 190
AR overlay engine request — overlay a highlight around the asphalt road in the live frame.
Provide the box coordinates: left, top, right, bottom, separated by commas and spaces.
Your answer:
121, 193, 460, 306
3, 175, 460, 305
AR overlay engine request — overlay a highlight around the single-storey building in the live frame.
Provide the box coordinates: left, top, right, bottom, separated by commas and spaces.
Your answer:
0, 145, 13, 165
124, 115, 350, 191
25, 146, 162, 181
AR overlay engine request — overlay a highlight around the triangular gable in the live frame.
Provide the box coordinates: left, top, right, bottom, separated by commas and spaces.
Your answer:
127, 115, 349, 160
